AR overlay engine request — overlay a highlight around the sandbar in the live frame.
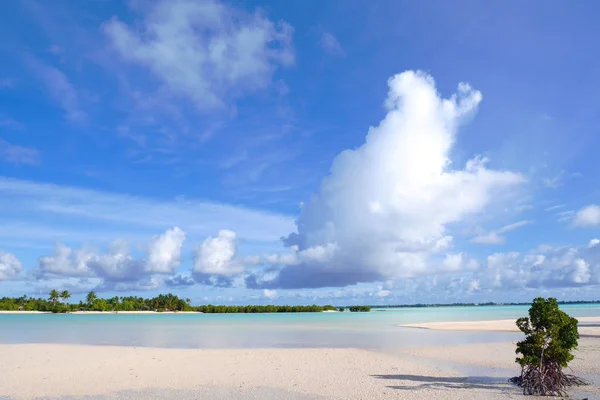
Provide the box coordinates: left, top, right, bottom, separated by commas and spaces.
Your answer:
400, 317, 600, 337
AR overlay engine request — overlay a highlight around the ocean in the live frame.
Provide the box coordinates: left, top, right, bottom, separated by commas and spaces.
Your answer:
1, 304, 599, 349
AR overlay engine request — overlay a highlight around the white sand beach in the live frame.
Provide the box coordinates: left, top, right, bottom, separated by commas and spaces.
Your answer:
1, 339, 599, 400
0, 311, 48, 314
400, 317, 600, 337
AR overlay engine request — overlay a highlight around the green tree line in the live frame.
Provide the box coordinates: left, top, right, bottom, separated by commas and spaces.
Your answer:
0, 292, 194, 313
196, 304, 339, 313
0, 292, 369, 313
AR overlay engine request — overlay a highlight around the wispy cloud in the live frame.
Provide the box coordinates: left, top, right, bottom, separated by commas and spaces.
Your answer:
0, 78, 16, 88
542, 171, 564, 189
47, 44, 63, 55
0, 177, 295, 249
515, 204, 533, 212
555, 209, 575, 223
470, 231, 504, 245
27, 58, 85, 122
0, 115, 23, 130
542, 170, 581, 190
219, 150, 249, 169
221, 147, 299, 186
544, 204, 565, 211
0, 140, 40, 166
497, 220, 532, 233
471, 220, 532, 245
320, 32, 344, 56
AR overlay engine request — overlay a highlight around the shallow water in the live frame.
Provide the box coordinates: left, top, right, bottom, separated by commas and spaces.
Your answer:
1, 304, 598, 349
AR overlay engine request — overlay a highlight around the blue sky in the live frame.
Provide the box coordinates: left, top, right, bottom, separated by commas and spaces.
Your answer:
1, 0, 599, 305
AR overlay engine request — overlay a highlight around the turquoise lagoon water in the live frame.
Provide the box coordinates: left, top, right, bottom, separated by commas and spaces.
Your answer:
1, 304, 598, 349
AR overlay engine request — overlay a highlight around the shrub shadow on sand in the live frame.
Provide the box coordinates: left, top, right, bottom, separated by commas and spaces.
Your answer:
372, 374, 512, 392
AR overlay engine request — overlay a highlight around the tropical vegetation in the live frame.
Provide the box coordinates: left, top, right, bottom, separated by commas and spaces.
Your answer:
348, 305, 371, 312
0, 292, 363, 313
510, 297, 587, 396
195, 304, 338, 313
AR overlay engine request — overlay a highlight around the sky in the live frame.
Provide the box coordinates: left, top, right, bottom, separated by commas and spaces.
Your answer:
1, 0, 600, 305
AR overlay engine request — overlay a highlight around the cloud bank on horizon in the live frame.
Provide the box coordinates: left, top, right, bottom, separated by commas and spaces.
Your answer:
1, 0, 599, 303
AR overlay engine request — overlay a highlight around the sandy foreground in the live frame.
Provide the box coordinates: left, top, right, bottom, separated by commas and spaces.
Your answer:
400, 316, 600, 337
1, 339, 599, 400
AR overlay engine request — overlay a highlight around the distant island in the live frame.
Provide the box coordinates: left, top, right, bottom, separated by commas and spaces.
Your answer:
0, 291, 371, 313
367, 300, 600, 308
3, 291, 598, 314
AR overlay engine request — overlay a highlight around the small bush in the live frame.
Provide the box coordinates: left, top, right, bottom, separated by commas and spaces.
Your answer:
510, 297, 587, 396
49, 304, 69, 314
348, 306, 371, 312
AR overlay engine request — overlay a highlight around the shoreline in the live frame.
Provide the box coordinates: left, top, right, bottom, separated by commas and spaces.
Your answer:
0, 310, 344, 314
399, 317, 600, 337
2, 315, 599, 399
0, 310, 199, 314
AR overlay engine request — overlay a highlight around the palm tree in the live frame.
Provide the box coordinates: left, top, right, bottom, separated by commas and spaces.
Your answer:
49, 289, 59, 305
86, 291, 97, 308
60, 290, 71, 307
110, 296, 120, 312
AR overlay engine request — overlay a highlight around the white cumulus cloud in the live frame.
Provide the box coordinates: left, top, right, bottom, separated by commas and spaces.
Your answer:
87, 240, 144, 282
193, 230, 243, 276
573, 205, 600, 227
252, 71, 523, 289
263, 243, 337, 266
146, 227, 186, 273
467, 279, 480, 294
0, 251, 23, 280
442, 253, 465, 272
571, 259, 591, 284
38, 243, 95, 277
36, 228, 186, 288
480, 242, 600, 289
